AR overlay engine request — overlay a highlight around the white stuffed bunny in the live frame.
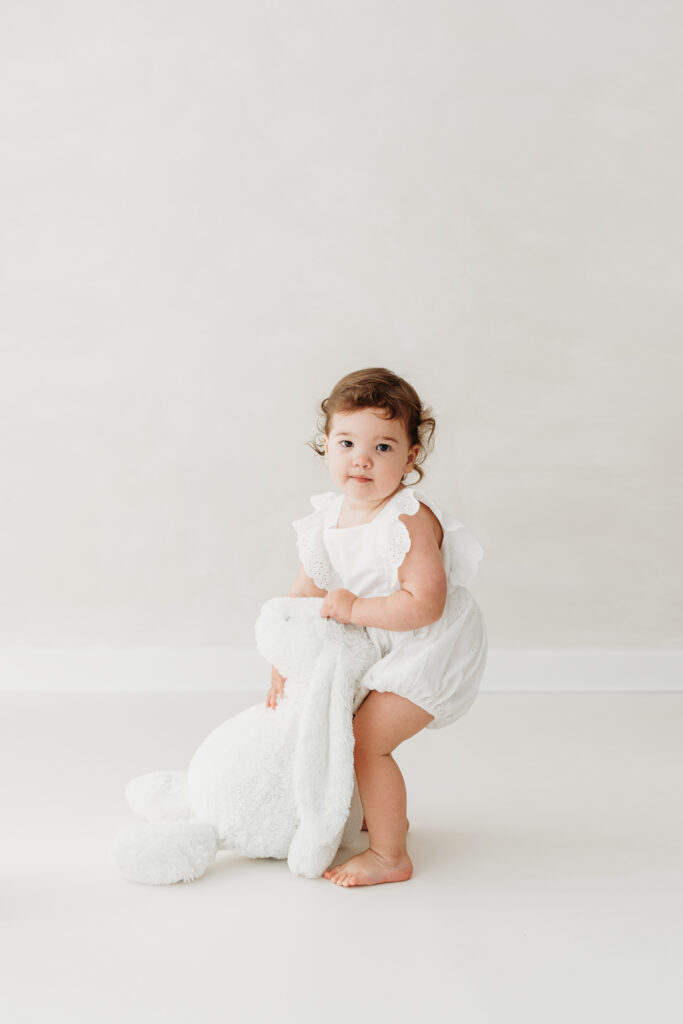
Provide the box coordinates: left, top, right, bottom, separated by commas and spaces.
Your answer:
110, 597, 379, 884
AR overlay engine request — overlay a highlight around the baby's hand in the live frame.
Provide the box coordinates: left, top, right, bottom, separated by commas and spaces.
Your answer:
320, 588, 357, 624
266, 666, 286, 709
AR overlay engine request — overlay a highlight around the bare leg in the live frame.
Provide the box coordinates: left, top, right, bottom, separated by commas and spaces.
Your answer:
324, 691, 433, 887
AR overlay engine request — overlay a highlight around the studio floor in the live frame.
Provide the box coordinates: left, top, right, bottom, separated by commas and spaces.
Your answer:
1, 690, 681, 1024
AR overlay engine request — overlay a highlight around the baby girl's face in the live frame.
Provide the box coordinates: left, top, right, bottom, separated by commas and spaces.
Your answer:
323, 407, 419, 505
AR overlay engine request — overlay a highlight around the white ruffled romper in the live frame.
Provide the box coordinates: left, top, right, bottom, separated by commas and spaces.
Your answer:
292, 486, 488, 730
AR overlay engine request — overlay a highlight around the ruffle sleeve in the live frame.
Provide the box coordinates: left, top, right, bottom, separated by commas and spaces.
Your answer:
387, 488, 484, 589
291, 492, 338, 591
440, 515, 484, 587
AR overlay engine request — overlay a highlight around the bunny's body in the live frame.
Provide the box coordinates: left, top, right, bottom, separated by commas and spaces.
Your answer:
111, 597, 379, 884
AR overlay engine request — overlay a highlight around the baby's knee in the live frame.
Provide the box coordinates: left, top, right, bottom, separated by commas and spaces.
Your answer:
353, 719, 387, 759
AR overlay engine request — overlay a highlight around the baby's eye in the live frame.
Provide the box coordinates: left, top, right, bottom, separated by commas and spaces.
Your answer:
376, 443, 391, 452
339, 440, 353, 448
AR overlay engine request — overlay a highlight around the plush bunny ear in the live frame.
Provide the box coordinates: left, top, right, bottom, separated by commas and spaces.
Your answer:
254, 596, 289, 668
290, 630, 357, 852
254, 596, 325, 680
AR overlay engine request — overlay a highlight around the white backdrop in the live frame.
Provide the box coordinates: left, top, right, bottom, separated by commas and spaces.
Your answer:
1, 2, 680, 686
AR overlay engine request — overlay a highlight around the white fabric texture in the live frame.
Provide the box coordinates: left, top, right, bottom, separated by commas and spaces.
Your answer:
292, 486, 488, 729
110, 597, 379, 884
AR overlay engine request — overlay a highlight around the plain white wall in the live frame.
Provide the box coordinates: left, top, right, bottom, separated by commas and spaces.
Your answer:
0, 1, 680, 655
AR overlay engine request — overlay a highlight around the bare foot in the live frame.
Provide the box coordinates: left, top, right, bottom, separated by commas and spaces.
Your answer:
323, 848, 413, 887
361, 817, 410, 832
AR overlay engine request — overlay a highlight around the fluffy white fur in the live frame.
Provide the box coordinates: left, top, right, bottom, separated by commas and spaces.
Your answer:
110, 597, 380, 884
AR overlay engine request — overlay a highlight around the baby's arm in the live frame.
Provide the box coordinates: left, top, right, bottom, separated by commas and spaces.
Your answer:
287, 563, 328, 599
349, 509, 447, 631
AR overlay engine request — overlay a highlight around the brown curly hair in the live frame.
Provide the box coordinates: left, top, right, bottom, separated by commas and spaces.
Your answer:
308, 367, 436, 484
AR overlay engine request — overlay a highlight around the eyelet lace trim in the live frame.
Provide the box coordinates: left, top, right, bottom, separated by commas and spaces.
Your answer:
292, 492, 337, 590
386, 490, 421, 584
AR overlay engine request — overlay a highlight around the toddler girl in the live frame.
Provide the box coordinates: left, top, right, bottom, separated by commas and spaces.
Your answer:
265, 367, 488, 887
